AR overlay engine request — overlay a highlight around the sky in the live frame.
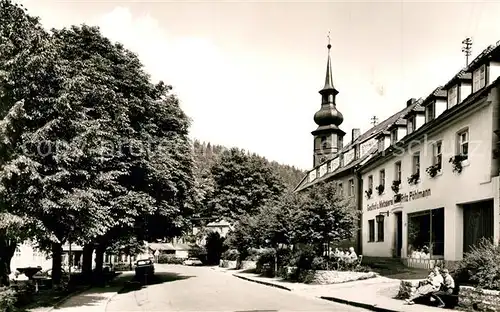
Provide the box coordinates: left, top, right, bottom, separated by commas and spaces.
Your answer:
16, 0, 500, 170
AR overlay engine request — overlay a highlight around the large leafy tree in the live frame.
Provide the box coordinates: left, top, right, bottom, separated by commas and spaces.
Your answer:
0, 0, 196, 286
0, 0, 58, 285
208, 148, 285, 221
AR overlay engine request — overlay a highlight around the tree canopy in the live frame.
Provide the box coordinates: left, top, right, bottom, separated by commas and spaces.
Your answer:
0, 0, 196, 285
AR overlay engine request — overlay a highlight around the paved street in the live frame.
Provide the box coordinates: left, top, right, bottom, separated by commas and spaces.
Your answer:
105, 264, 368, 312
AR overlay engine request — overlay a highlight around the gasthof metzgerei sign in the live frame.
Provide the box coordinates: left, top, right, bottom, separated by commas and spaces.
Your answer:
367, 189, 431, 211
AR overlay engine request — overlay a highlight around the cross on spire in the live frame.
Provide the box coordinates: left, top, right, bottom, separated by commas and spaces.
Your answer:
327, 31, 331, 49
371, 116, 379, 126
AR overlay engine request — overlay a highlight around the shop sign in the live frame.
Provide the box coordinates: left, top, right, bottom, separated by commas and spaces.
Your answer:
367, 189, 431, 211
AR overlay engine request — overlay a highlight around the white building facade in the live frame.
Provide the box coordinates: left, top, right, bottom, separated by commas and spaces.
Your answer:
360, 42, 500, 268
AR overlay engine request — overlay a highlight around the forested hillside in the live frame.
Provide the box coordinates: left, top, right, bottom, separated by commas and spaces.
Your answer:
192, 139, 305, 191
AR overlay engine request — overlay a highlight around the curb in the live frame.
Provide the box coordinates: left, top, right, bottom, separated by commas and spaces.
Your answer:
46, 285, 92, 312
320, 296, 398, 312
232, 274, 400, 312
232, 274, 292, 291
46, 273, 124, 311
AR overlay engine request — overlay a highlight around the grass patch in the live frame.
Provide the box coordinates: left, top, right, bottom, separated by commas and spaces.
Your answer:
362, 257, 429, 280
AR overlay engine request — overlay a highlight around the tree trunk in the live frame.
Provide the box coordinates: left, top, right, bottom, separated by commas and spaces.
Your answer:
93, 244, 105, 286
51, 242, 63, 288
81, 244, 93, 284
0, 238, 16, 287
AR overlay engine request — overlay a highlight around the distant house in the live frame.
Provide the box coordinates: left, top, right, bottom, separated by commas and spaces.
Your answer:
206, 220, 232, 237
192, 219, 233, 246
147, 242, 191, 259
11, 242, 108, 273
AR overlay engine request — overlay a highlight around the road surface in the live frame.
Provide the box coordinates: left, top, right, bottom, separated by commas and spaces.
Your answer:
106, 264, 368, 312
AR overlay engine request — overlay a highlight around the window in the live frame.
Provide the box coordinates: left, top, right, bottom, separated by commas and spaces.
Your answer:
407, 116, 415, 134
391, 129, 398, 144
426, 102, 435, 122
377, 217, 385, 242
368, 220, 375, 242
447, 85, 458, 108
379, 169, 385, 188
378, 138, 384, 152
433, 141, 442, 168
473, 64, 486, 92
457, 129, 469, 159
395, 161, 402, 181
348, 179, 354, 196
321, 136, 327, 150
407, 208, 444, 258
412, 152, 420, 175
338, 182, 343, 195
368, 175, 373, 190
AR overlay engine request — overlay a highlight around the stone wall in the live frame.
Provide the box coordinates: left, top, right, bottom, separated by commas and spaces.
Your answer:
458, 286, 500, 312
219, 260, 237, 269
310, 270, 377, 285
239, 261, 256, 270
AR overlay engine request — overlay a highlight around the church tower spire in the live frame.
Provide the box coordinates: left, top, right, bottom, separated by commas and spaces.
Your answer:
312, 34, 345, 167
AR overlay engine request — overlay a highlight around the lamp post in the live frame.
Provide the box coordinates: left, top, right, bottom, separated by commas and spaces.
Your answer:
375, 214, 384, 223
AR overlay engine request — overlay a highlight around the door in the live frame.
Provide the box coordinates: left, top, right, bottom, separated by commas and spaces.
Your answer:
463, 200, 494, 254
395, 212, 403, 257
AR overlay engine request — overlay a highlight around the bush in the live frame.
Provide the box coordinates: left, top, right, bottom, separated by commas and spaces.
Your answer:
256, 248, 275, 276
157, 254, 184, 264
0, 287, 16, 312
245, 248, 263, 261
455, 238, 500, 290
221, 249, 239, 261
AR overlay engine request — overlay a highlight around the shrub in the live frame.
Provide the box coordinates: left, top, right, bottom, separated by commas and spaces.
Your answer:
455, 238, 500, 290
256, 248, 275, 276
221, 249, 239, 261
157, 254, 184, 264
245, 248, 263, 261
0, 287, 16, 312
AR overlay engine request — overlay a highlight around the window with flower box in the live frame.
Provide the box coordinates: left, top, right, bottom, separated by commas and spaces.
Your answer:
457, 129, 469, 160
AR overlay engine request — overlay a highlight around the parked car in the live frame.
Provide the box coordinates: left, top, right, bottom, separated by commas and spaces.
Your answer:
183, 257, 203, 266
134, 259, 155, 278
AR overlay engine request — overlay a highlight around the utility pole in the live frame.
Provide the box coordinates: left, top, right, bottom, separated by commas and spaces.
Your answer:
370, 116, 379, 126
462, 37, 473, 66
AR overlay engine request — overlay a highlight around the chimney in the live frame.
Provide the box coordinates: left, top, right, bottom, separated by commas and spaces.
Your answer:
407, 98, 417, 107
352, 128, 361, 143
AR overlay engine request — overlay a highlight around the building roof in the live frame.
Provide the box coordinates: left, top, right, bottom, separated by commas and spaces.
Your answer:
148, 243, 175, 251
207, 219, 231, 227
466, 42, 500, 71
361, 76, 500, 173
295, 100, 423, 192
148, 242, 192, 251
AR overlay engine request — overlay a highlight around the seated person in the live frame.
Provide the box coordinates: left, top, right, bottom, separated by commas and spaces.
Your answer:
333, 248, 342, 257
405, 266, 443, 305
344, 247, 358, 264
431, 268, 455, 308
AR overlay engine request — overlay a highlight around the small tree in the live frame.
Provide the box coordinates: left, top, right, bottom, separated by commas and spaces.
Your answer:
293, 181, 358, 257
225, 215, 261, 260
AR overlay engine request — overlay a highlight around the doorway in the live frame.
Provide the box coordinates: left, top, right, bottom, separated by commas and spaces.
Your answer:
463, 200, 494, 254
395, 212, 403, 257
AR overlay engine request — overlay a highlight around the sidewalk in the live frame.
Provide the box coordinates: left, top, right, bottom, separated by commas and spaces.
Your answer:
29, 272, 133, 312
233, 272, 445, 312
